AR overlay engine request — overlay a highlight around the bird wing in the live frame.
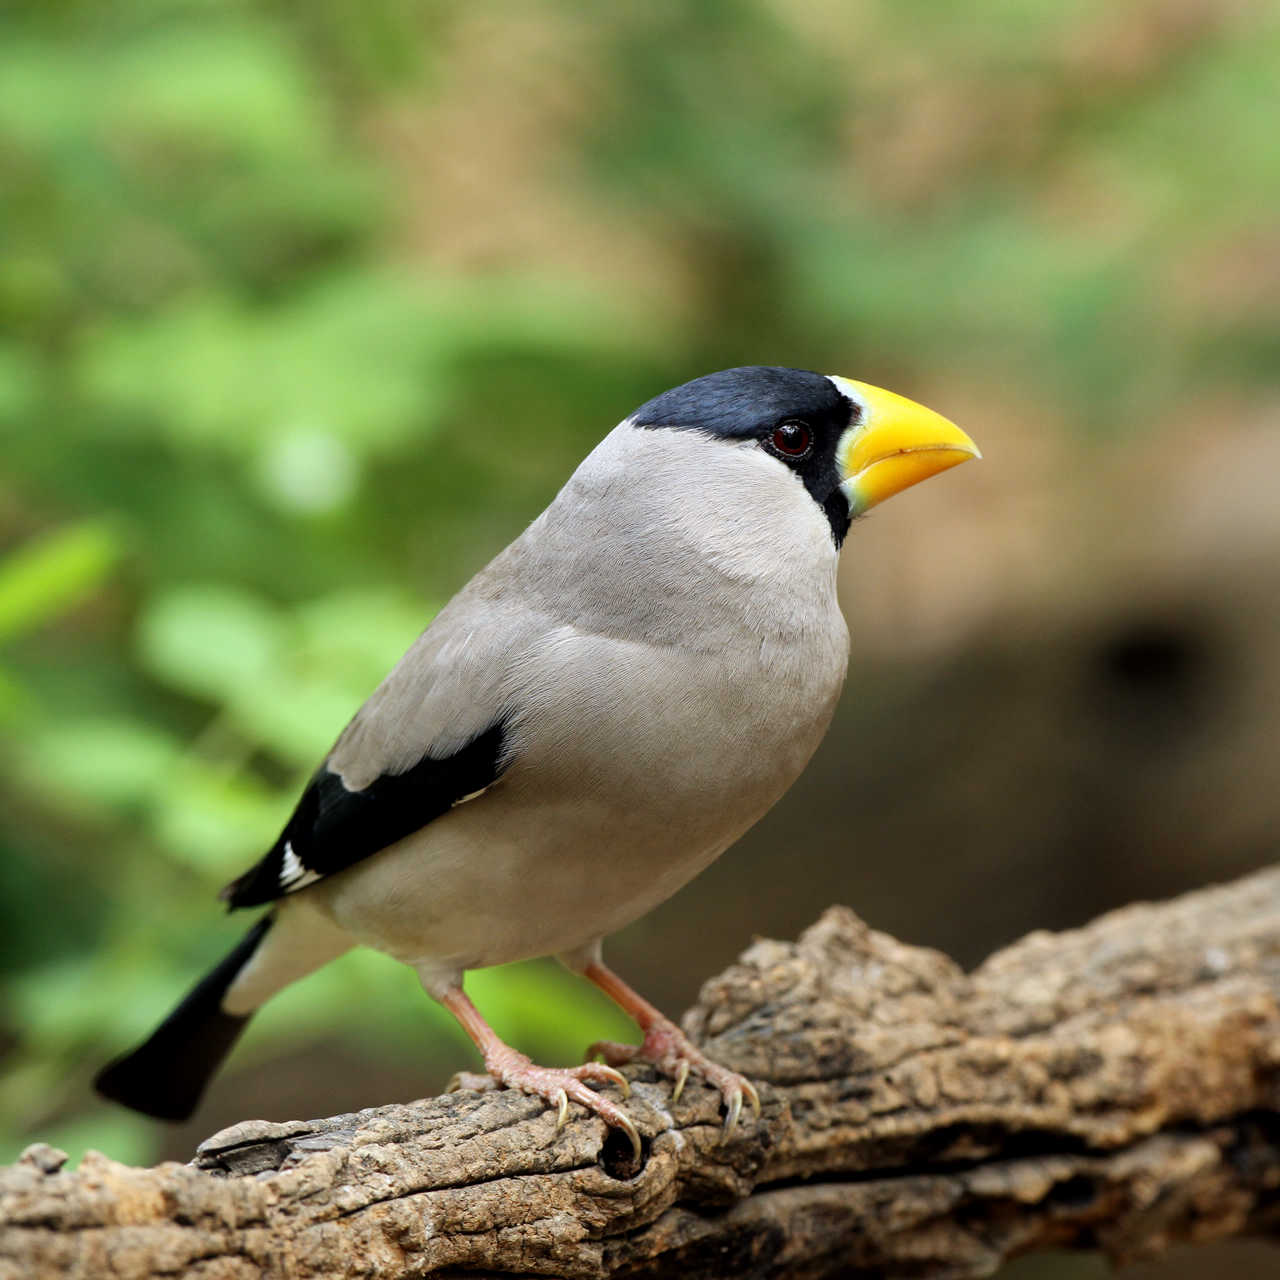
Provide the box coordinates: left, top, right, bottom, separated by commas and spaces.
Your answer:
220, 580, 539, 910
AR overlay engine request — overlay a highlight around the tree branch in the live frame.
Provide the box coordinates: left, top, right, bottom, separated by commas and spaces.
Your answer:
4, 868, 1280, 1279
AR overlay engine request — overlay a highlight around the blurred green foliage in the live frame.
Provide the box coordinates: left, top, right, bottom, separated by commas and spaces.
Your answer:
0, 0, 652, 1165
1, 0, 1277, 1169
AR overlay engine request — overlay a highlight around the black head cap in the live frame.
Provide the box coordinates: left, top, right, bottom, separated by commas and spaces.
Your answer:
630, 366, 859, 545
631, 366, 846, 438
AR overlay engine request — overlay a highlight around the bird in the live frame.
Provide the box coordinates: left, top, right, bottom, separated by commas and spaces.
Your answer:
95, 365, 979, 1156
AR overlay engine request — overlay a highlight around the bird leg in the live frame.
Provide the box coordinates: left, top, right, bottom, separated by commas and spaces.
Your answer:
439, 985, 640, 1159
580, 960, 760, 1132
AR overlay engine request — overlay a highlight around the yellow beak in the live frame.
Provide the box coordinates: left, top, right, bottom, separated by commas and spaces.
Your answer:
831, 377, 981, 516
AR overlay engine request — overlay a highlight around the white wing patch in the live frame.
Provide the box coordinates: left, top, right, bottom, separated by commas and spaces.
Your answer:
279, 840, 321, 891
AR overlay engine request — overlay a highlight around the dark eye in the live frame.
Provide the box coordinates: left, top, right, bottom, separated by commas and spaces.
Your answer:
767, 420, 813, 460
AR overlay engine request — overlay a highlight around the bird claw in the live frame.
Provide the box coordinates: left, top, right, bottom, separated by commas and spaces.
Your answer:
612, 1110, 643, 1164
478, 1050, 642, 1162
671, 1060, 690, 1104
721, 1075, 763, 1133
723, 1089, 742, 1135
588, 1019, 760, 1137
584, 1061, 632, 1099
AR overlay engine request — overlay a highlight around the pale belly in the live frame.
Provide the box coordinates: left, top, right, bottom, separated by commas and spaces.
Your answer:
311, 781, 746, 973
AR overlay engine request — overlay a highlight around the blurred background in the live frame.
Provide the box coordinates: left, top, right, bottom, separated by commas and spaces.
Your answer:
2, 2, 1278, 1275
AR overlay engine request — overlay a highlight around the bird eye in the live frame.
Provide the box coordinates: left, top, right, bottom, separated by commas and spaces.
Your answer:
768, 421, 813, 460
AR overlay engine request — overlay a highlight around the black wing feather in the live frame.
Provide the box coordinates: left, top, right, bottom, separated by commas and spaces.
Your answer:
221, 721, 507, 909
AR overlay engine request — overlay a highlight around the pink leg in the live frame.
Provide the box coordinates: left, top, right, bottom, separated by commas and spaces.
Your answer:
581, 961, 760, 1132
440, 986, 640, 1159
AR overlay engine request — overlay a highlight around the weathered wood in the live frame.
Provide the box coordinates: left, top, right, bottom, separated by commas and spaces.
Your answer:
3, 868, 1280, 1279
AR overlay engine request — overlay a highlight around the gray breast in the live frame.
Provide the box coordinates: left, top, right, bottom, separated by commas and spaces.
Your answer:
310, 424, 851, 968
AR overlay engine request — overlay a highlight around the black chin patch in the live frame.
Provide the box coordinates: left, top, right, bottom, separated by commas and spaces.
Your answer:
822, 492, 853, 547
631, 366, 856, 546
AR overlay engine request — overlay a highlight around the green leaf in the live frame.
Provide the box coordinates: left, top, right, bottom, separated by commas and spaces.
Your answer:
0, 523, 122, 645
136, 585, 287, 705
75, 278, 449, 459
19, 717, 177, 813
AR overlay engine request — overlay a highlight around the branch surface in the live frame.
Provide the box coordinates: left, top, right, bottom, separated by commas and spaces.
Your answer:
3, 868, 1280, 1279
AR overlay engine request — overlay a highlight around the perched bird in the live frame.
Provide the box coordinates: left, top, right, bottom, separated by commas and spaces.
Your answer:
95, 366, 979, 1154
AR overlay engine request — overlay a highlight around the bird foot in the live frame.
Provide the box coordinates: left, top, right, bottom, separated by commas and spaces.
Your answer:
446, 1047, 639, 1160
586, 1018, 761, 1133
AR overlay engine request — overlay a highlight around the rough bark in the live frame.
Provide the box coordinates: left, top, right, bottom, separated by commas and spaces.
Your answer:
4, 868, 1280, 1280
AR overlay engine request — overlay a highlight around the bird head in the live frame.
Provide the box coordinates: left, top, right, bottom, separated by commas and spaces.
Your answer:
630, 366, 979, 546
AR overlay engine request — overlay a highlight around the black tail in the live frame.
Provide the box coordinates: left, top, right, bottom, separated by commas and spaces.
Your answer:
94, 915, 273, 1122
